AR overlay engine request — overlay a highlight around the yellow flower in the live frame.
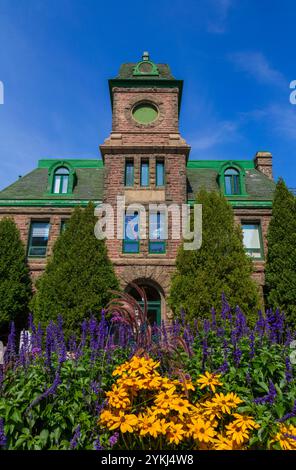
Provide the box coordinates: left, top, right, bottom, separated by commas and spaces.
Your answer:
273, 424, 296, 450
155, 386, 177, 408
196, 371, 223, 393
109, 411, 138, 433
225, 422, 249, 445
166, 422, 185, 445
99, 409, 115, 426
211, 393, 241, 414
232, 413, 259, 432
137, 414, 162, 438
188, 417, 216, 443
112, 363, 128, 377
225, 392, 243, 408
170, 397, 191, 415
202, 400, 223, 421
106, 384, 130, 409
213, 434, 237, 450
161, 378, 177, 389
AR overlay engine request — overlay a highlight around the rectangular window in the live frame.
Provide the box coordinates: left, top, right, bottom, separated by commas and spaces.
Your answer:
156, 160, 165, 187
149, 211, 166, 254
123, 212, 139, 253
28, 221, 50, 257
60, 220, 67, 233
242, 223, 264, 259
141, 160, 149, 187
125, 160, 134, 187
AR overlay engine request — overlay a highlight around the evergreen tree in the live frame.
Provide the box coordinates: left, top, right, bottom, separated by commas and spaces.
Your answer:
265, 178, 296, 324
169, 189, 260, 322
0, 217, 32, 334
31, 203, 119, 336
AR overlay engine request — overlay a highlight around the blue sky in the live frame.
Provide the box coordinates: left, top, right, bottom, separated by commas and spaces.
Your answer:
0, 0, 295, 190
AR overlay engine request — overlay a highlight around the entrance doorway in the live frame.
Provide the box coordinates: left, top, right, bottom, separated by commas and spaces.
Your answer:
126, 283, 161, 325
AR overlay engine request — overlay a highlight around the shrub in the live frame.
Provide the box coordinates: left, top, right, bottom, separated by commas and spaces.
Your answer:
169, 190, 260, 322
0, 217, 32, 336
265, 178, 296, 325
31, 203, 119, 337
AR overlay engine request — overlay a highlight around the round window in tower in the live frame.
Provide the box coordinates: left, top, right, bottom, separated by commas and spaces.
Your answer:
132, 102, 159, 124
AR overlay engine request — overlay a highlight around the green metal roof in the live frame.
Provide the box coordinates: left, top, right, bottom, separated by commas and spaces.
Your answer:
117, 63, 175, 80
187, 160, 275, 204
0, 158, 275, 208
109, 55, 183, 112
0, 159, 104, 204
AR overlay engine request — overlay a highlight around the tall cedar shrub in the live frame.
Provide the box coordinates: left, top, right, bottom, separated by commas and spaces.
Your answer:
0, 217, 32, 335
169, 189, 260, 322
31, 203, 119, 336
265, 178, 296, 324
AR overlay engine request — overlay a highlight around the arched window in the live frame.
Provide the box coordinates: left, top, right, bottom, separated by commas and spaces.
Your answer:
224, 168, 240, 195
53, 167, 69, 194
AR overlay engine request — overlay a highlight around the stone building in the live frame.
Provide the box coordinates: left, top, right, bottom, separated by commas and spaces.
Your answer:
0, 54, 275, 323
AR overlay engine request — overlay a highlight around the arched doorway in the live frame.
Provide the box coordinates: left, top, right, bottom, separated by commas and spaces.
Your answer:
126, 281, 162, 325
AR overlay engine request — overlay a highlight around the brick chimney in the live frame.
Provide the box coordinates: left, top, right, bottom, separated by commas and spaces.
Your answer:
254, 151, 273, 180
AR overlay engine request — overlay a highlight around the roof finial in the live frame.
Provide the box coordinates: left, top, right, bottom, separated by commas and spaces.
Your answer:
142, 51, 149, 61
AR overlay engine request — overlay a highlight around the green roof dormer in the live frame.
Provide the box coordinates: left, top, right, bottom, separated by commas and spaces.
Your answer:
132, 52, 159, 77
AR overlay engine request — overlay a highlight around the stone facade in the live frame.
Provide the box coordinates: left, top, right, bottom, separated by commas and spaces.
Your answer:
0, 55, 276, 321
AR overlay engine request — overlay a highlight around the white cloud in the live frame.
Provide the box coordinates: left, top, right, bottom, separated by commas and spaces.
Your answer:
229, 51, 287, 88
207, 0, 234, 34
188, 120, 240, 151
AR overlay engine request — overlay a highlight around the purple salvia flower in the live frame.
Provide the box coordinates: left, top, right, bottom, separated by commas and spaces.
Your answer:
283, 433, 296, 441
234, 307, 247, 340
233, 347, 242, 368
217, 327, 225, 338
70, 424, 81, 449
203, 319, 210, 335
81, 319, 88, 348
249, 331, 255, 360
45, 322, 55, 368
94, 435, 104, 450
246, 370, 252, 387
217, 360, 229, 374
211, 308, 217, 331
278, 400, 296, 423
266, 308, 284, 343
42, 369, 61, 398
109, 432, 119, 448
285, 328, 293, 347
254, 380, 277, 405
0, 418, 6, 447
285, 357, 293, 383
255, 310, 265, 340
4, 321, 16, 365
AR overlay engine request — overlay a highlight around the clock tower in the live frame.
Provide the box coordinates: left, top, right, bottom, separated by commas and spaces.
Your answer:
100, 53, 190, 322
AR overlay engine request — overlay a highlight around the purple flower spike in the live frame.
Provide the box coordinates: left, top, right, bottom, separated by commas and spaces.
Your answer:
109, 432, 119, 448
70, 424, 81, 449
254, 380, 277, 405
0, 418, 7, 447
